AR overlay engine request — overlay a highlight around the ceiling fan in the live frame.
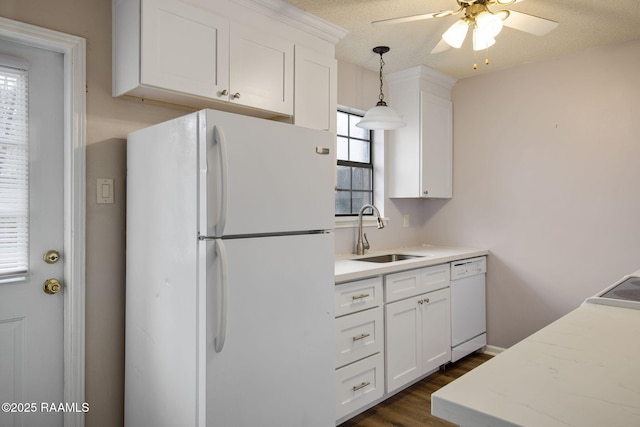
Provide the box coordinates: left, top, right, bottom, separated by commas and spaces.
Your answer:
373, 0, 558, 56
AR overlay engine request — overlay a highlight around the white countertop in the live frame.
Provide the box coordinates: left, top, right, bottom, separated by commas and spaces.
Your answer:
432, 302, 640, 427
335, 245, 488, 283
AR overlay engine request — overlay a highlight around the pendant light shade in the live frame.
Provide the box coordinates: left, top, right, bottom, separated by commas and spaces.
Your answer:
356, 46, 406, 130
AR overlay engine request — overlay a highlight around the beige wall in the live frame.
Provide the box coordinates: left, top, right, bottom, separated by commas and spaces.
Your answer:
1, 1, 187, 426
421, 38, 640, 347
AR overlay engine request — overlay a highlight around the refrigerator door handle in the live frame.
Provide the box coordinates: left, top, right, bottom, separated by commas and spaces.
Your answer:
214, 239, 228, 353
211, 125, 228, 236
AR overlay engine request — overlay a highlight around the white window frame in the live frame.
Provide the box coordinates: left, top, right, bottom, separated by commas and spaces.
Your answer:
335, 105, 387, 229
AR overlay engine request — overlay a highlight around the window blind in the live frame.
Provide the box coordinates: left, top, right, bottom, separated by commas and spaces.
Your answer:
0, 63, 29, 283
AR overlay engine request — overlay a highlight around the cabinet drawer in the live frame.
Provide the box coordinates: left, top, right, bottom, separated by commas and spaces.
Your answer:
335, 307, 383, 368
385, 264, 450, 303
335, 353, 384, 421
421, 263, 450, 294
385, 269, 421, 303
335, 277, 383, 317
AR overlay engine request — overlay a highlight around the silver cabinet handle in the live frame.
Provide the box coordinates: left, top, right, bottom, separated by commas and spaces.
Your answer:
352, 382, 370, 392
352, 293, 370, 301
352, 333, 371, 342
219, 89, 228, 96
231, 92, 241, 99
418, 297, 430, 305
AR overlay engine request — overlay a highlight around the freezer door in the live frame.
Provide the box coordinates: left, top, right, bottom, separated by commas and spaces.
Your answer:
203, 233, 334, 426
199, 109, 335, 237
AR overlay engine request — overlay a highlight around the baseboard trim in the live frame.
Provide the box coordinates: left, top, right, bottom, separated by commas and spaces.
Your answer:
483, 345, 506, 356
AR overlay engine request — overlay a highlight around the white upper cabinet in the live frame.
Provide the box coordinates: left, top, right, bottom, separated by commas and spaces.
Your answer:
113, 0, 345, 123
138, 0, 229, 100
294, 45, 337, 132
387, 65, 457, 198
229, 23, 293, 115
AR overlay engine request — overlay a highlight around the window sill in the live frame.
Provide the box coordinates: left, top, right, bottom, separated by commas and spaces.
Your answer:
335, 216, 389, 229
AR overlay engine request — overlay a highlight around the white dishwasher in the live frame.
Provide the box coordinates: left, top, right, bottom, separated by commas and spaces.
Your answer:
450, 256, 487, 362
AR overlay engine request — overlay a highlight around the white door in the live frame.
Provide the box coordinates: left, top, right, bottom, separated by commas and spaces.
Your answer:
0, 39, 65, 427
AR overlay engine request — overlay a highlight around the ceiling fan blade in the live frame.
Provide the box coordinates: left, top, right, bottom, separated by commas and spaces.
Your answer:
372, 12, 443, 26
431, 38, 452, 54
503, 10, 558, 36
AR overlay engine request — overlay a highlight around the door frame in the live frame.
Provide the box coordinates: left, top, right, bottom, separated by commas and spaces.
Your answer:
0, 17, 86, 427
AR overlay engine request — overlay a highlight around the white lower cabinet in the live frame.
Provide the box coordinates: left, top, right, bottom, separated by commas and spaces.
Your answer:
335, 263, 454, 423
335, 307, 383, 369
334, 277, 383, 423
385, 287, 451, 393
335, 353, 384, 420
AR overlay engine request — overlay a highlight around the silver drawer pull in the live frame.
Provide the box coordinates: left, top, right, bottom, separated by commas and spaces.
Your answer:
418, 298, 430, 305
352, 382, 370, 392
352, 293, 370, 301
352, 333, 371, 342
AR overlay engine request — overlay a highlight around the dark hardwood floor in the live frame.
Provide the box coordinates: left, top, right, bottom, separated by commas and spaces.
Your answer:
339, 352, 493, 427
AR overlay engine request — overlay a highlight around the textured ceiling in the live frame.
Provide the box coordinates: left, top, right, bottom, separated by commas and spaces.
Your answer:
284, 0, 640, 79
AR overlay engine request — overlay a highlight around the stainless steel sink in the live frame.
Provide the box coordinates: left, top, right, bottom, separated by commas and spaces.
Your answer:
355, 254, 424, 263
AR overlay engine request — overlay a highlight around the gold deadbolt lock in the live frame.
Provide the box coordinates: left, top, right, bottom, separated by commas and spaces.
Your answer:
44, 250, 60, 264
43, 278, 62, 295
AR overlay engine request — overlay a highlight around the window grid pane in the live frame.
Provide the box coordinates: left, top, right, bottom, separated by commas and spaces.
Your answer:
336, 109, 373, 216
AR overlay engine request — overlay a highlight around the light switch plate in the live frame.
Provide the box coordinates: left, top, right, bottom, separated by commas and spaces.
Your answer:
97, 178, 114, 204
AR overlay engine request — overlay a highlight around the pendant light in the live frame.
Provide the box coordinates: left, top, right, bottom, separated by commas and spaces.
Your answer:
356, 46, 406, 130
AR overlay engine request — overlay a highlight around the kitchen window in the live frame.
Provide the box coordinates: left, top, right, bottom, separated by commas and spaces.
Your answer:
335, 109, 374, 216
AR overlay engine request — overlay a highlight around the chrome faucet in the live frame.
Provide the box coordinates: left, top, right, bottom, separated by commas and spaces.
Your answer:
356, 204, 385, 255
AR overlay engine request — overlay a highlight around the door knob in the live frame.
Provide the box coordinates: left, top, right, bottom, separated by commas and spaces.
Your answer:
43, 278, 62, 295
44, 250, 60, 264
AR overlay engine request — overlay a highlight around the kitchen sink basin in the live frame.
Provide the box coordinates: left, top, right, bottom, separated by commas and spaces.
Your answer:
355, 254, 424, 263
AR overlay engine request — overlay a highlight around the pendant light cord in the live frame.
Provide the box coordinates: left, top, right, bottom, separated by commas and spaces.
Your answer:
377, 51, 387, 106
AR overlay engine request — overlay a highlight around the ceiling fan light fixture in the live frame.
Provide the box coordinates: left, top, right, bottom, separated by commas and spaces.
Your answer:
475, 10, 504, 38
356, 46, 406, 130
472, 26, 496, 51
442, 19, 469, 48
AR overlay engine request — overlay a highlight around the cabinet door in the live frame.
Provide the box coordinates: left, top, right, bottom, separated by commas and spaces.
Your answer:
385, 295, 421, 393
294, 45, 337, 132
229, 23, 294, 115
140, 0, 229, 100
420, 91, 452, 198
421, 288, 451, 373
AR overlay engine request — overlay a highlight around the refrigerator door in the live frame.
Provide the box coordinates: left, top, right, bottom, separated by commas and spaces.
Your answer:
202, 233, 335, 426
198, 109, 335, 238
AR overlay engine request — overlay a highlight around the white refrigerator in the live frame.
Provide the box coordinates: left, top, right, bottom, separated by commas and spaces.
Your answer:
125, 109, 335, 427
